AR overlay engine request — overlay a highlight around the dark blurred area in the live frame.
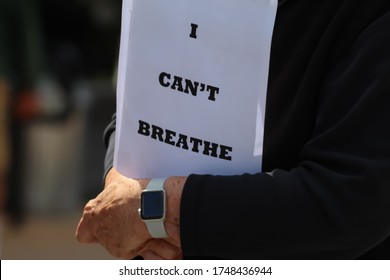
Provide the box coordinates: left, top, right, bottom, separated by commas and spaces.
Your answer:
0, 0, 120, 259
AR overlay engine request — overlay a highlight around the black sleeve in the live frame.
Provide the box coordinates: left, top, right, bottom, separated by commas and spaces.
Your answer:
180, 11, 390, 259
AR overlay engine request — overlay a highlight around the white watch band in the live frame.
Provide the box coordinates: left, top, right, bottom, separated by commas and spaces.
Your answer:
143, 178, 168, 238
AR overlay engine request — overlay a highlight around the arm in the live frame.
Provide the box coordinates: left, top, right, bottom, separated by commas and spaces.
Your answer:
77, 7, 390, 260
180, 11, 390, 259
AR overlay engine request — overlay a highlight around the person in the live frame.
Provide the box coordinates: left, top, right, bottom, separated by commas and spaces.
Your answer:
76, 0, 390, 259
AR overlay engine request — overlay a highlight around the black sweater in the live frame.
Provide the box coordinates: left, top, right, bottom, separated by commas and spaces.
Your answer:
104, 0, 390, 259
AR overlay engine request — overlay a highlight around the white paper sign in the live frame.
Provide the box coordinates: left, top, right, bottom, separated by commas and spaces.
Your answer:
114, 0, 278, 178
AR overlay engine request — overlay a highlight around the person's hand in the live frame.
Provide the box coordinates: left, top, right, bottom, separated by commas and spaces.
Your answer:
75, 172, 149, 258
75, 168, 185, 259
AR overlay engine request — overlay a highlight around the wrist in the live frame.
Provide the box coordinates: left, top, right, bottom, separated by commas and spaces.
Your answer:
104, 167, 123, 187
137, 176, 185, 242
164, 176, 186, 226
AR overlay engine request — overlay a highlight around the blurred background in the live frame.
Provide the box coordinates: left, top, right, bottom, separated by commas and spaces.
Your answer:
0, 0, 121, 259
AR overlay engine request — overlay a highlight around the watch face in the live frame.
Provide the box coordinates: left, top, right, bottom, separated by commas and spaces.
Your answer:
140, 190, 165, 220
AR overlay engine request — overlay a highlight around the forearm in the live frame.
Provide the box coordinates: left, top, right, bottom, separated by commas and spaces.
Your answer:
181, 165, 390, 260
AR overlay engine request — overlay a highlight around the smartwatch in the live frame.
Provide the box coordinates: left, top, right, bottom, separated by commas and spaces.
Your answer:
139, 178, 168, 238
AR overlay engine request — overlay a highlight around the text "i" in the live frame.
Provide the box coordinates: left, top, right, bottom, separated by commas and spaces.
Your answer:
189, 23, 198, 39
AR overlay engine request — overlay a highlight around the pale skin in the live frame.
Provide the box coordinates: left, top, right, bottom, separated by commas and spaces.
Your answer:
75, 167, 186, 260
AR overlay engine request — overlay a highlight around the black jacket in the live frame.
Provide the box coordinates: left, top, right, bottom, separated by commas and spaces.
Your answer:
104, 0, 390, 259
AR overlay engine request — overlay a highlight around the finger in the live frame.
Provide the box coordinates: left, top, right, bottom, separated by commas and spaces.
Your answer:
122, 249, 140, 260
140, 240, 182, 260
140, 250, 166, 260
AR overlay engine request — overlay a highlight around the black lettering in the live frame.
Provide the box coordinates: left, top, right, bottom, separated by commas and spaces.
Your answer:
219, 145, 233, 161
171, 75, 184, 92
203, 141, 219, 158
176, 134, 189, 150
164, 129, 176, 145
190, 137, 203, 153
206, 85, 220, 101
151, 125, 164, 142
159, 71, 221, 101
184, 79, 199, 96
159, 72, 171, 87
189, 23, 198, 39
137, 120, 233, 161
138, 120, 150, 136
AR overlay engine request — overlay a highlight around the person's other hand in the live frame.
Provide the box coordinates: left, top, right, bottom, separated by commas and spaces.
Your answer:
76, 170, 150, 259
75, 168, 184, 259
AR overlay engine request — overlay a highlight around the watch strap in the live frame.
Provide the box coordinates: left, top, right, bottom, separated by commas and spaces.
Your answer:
144, 178, 168, 238
145, 219, 168, 239
147, 178, 166, 190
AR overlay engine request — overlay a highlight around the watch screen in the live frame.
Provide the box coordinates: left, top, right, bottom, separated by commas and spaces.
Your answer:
141, 190, 165, 220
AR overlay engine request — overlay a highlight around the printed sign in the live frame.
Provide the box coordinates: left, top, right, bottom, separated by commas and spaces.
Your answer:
114, 0, 278, 178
